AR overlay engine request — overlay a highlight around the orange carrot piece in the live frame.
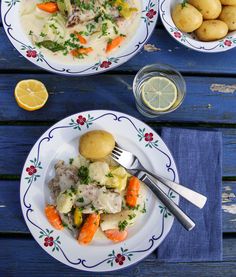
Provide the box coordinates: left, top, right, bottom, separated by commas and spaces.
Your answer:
75, 33, 87, 44
70, 47, 93, 57
126, 176, 140, 207
45, 205, 64, 230
78, 213, 100, 245
106, 36, 124, 53
104, 229, 128, 243
37, 2, 58, 13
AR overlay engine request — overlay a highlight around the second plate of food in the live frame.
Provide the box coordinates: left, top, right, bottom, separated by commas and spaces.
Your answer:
20, 110, 179, 272
2, 0, 158, 75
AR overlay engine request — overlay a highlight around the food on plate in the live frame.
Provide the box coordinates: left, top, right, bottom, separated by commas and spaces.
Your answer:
46, 130, 147, 245
20, 0, 140, 64
219, 6, 236, 31
220, 0, 236, 5
79, 130, 115, 160
188, 0, 222, 20
171, 3, 203, 32
14, 79, 48, 111
195, 20, 228, 42
172, 0, 235, 42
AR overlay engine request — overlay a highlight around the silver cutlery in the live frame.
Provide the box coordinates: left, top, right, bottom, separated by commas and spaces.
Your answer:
111, 145, 207, 209
136, 171, 195, 231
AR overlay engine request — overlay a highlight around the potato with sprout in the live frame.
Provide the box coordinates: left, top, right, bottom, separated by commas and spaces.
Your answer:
172, 3, 203, 33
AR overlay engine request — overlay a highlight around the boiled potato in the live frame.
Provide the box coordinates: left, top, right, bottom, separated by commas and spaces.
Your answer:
188, 0, 222, 19
172, 3, 203, 33
220, 0, 236, 5
79, 130, 115, 160
219, 6, 236, 31
195, 20, 228, 41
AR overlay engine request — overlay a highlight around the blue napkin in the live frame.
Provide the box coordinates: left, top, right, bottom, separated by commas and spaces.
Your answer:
157, 128, 222, 262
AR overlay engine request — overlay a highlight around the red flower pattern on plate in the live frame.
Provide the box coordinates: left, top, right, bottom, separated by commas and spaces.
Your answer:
146, 9, 157, 19
26, 165, 37, 176
115, 253, 125, 265
100, 61, 112, 68
44, 236, 54, 247
174, 31, 181, 39
76, 115, 86, 125
26, 50, 37, 58
144, 133, 153, 142
224, 40, 232, 47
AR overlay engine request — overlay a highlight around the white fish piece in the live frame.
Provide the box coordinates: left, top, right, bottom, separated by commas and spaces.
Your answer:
56, 189, 76, 213
76, 184, 122, 213
48, 160, 79, 199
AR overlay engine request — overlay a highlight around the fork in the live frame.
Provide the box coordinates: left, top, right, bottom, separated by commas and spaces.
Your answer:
111, 145, 207, 209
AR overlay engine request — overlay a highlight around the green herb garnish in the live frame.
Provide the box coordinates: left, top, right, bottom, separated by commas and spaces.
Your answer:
78, 197, 84, 203
78, 166, 91, 184
118, 220, 128, 231
106, 172, 114, 178
36, 40, 65, 52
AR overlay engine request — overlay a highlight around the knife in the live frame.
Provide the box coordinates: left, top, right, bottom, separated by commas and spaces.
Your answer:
133, 171, 196, 231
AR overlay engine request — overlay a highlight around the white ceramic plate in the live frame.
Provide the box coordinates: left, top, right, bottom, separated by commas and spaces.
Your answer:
160, 0, 236, 53
20, 110, 179, 272
1, 0, 158, 75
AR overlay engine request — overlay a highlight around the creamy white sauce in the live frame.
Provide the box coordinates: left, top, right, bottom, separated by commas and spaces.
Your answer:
20, 0, 141, 65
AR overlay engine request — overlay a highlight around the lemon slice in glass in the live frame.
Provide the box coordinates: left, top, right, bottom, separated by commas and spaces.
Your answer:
141, 76, 178, 112
15, 79, 49, 111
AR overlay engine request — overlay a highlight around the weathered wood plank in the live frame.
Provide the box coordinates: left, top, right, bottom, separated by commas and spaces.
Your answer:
0, 126, 235, 176
0, 180, 235, 233
1, 27, 236, 74
1, 74, 236, 124
0, 238, 235, 276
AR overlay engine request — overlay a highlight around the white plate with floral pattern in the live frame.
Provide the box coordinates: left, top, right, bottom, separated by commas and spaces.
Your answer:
160, 0, 236, 53
1, 0, 158, 75
20, 110, 179, 272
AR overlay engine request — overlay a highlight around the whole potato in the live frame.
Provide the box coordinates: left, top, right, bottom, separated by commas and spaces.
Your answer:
172, 3, 203, 33
195, 20, 228, 41
188, 0, 222, 19
220, 0, 236, 5
219, 6, 236, 31
79, 130, 115, 160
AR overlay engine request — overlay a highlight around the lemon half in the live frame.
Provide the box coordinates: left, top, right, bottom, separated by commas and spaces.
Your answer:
141, 76, 177, 112
15, 79, 48, 111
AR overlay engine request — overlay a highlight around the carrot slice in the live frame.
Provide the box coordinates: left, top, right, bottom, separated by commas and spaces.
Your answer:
70, 47, 93, 57
78, 213, 100, 245
37, 2, 59, 13
106, 36, 125, 53
126, 176, 140, 207
45, 205, 64, 230
75, 33, 87, 44
104, 229, 128, 243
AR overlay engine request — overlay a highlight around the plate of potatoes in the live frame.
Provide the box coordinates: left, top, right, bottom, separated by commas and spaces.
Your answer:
159, 0, 236, 52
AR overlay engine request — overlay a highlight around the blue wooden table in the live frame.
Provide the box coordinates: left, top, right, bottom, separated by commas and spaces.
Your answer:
0, 12, 236, 275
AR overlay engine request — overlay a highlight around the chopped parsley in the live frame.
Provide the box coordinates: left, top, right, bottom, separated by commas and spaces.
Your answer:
140, 203, 146, 213
128, 204, 140, 211
28, 30, 33, 36
106, 172, 114, 178
77, 197, 84, 203
78, 166, 91, 184
118, 220, 128, 231
128, 213, 136, 220
69, 158, 74, 165
101, 22, 108, 36
181, 0, 188, 8
36, 40, 65, 52
39, 32, 46, 38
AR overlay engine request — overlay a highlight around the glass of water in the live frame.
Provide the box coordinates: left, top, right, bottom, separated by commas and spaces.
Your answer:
133, 63, 186, 118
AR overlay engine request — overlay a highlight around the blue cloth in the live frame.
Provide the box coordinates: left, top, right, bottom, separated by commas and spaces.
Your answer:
157, 128, 222, 262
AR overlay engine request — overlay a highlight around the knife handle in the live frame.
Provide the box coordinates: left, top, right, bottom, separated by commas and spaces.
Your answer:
137, 172, 195, 231
144, 170, 207, 209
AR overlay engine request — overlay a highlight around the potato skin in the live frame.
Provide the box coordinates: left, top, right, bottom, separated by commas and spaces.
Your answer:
188, 0, 222, 19
219, 6, 236, 31
172, 3, 203, 33
79, 130, 115, 160
195, 20, 228, 41
220, 0, 236, 5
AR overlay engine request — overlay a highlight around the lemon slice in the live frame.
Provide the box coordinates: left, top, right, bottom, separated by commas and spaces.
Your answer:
15, 79, 49, 111
141, 76, 177, 111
